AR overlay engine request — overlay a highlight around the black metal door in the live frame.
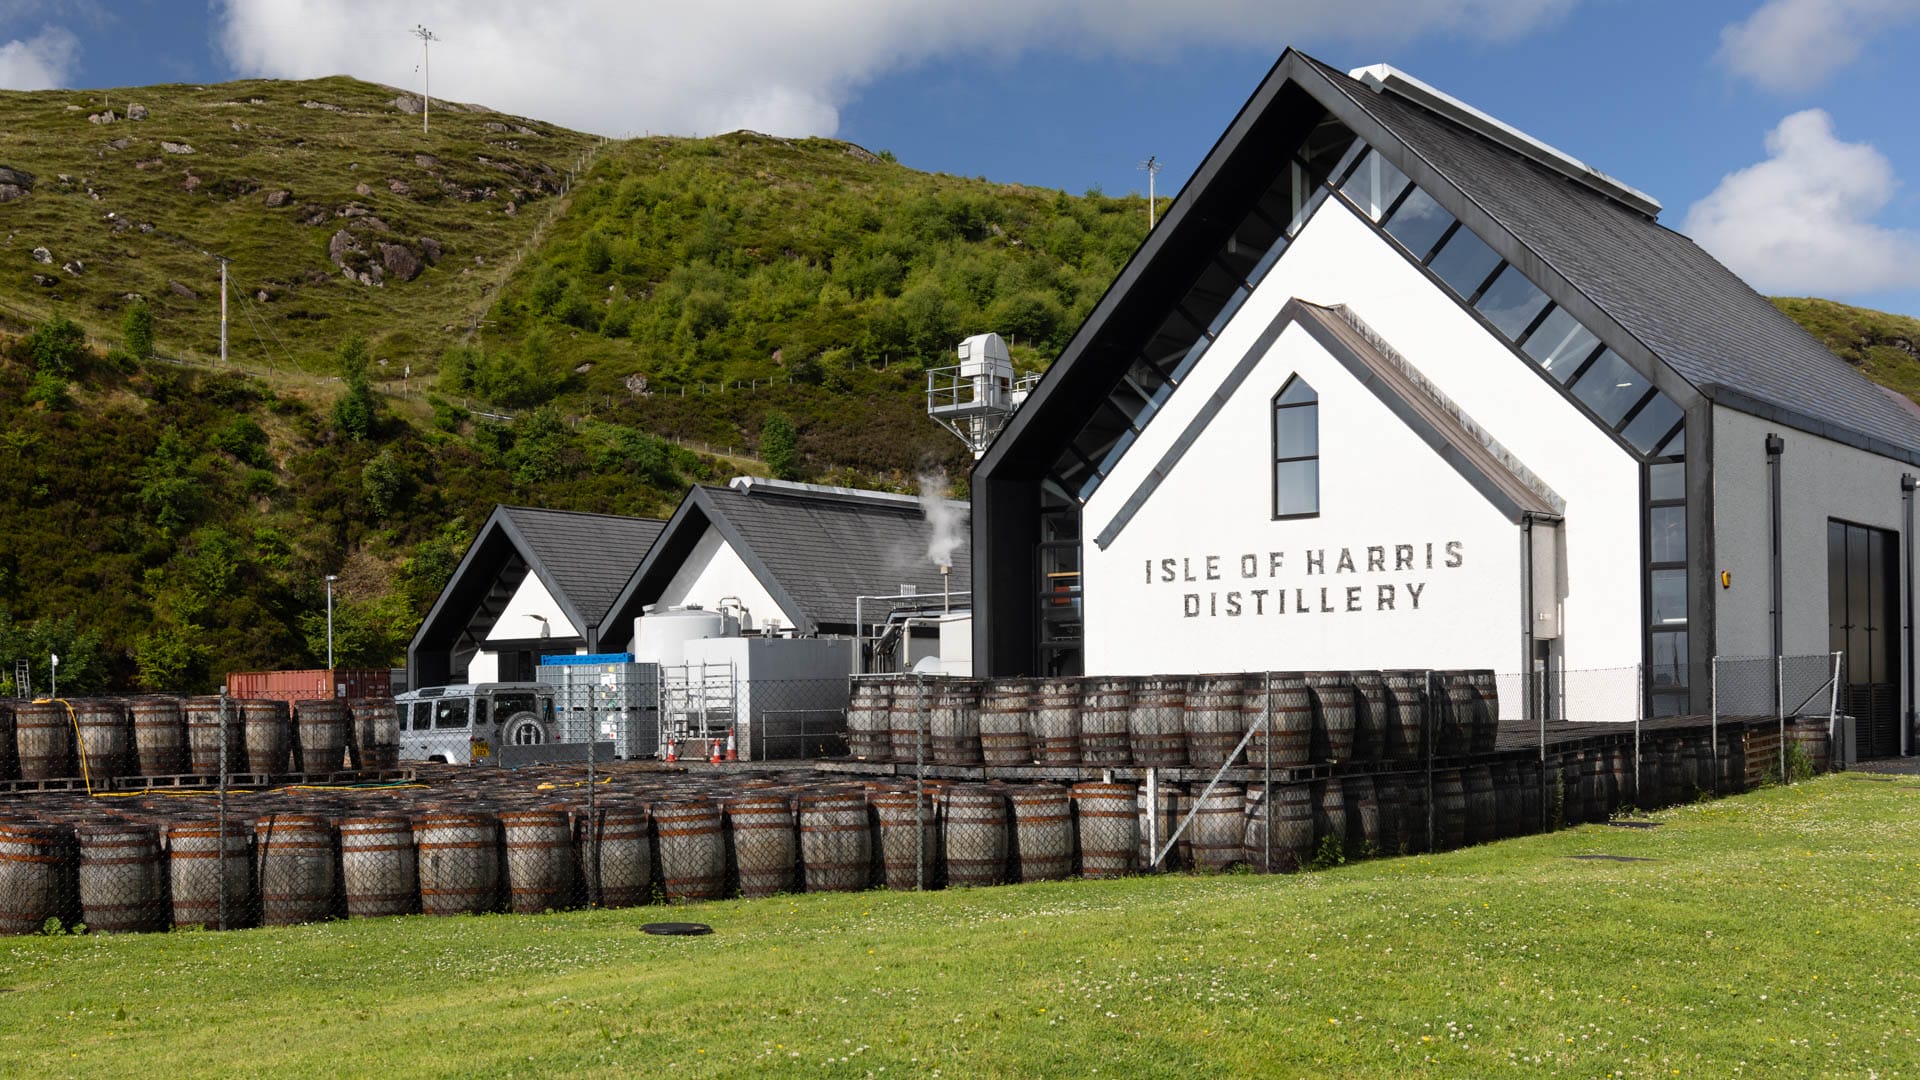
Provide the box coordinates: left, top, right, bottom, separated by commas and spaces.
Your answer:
1829, 520, 1900, 758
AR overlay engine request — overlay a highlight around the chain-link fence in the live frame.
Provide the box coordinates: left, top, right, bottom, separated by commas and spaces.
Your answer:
0, 659, 1854, 938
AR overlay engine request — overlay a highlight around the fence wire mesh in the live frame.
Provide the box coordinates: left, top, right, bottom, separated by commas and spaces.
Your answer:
0, 658, 1852, 938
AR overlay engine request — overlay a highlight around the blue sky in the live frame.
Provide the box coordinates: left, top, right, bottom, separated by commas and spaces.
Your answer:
4, 1, 1919, 315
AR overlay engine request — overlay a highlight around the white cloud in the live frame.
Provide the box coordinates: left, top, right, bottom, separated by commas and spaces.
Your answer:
1684, 109, 1920, 294
0, 24, 76, 90
214, 0, 1574, 138
1717, 0, 1920, 94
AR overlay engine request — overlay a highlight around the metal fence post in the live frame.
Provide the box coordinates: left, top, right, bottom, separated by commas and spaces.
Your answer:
1263, 670, 1273, 873
1828, 651, 1843, 770
1537, 664, 1548, 833
915, 670, 926, 892
1425, 669, 1435, 854
1634, 664, 1644, 808
1710, 657, 1720, 796
585, 691, 600, 908
1777, 653, 1788, 783
217, 687, 229, 933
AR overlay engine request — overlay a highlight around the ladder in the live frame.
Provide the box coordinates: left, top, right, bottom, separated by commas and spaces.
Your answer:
13, 659, 28, 699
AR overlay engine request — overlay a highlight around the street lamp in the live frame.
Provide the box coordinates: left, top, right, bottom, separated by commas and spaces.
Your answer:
325, 575, 339, 671
49, 653, 59, 699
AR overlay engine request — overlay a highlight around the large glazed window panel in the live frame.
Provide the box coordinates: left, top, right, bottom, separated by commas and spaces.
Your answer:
1427, 227, 1503, 298
1650, 631, 1688, 691
1381, 188, 1455, 261
1521, 307, 1600, 381
1340, 149, 1411, 222
1622, 393, 1684, 454
1569, 350, 1650, 426
1650, 569, 1688, 626
1272, 399, 1318, 458
1650, 505, 1686, 564
1649, 460, 1685, 501
1273, 460, 1319, 518
1474, 264, 1551, 341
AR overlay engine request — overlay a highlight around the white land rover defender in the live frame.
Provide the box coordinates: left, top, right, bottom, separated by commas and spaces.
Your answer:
393, 683, 557, 765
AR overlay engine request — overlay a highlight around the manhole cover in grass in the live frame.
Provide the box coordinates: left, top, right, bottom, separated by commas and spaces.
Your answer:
1603, 821, 1662, 829
1565, 855, 1657, 863
642, 922, 713, 936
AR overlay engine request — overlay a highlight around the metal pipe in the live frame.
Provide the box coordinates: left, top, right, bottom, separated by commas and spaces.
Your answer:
1767, 433, 1785, 660
1904, 473, 1915, 757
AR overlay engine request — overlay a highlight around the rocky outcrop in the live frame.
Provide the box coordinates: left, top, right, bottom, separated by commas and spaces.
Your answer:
0, 165, 32, 203
30, 246, 51, 263
126, 103, 149, 120
264, 189, 291, 207
378, 242, 422, 282
169, 280, 199, 300
160, 141, 194, 155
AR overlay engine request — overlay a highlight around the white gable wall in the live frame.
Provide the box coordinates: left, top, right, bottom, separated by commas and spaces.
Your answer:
1085, 321, 1520, 674
487, 572, 581, 642
1080, 197, 1642, 678
655, 524, 797, 630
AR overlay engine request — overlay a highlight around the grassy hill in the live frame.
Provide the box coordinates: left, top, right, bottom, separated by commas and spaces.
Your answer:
0, 76, 599, 371
1, 74, 1918, 690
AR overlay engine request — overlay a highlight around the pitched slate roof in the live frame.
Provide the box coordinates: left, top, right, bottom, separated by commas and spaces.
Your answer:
599, 479, 970, 644
1301, 55, 1920, 459
406, 505, 666, 688
497, 506, 668, 629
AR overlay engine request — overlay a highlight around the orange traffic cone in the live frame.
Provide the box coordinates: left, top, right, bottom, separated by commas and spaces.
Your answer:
726, 726, 738, 762
709, 737, 722, 765
664, 737, 677, 763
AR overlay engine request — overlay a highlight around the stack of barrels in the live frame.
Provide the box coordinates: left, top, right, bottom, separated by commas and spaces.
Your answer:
0, 696, 402, 786
845, 670, 1497, 770
0, 690, 1825, 938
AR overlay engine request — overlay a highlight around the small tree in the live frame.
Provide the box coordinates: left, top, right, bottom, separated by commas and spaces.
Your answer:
761, 412, 799, 480
123, 301, 155, 360
26, 315, 87, 378
333, 336, 377, 441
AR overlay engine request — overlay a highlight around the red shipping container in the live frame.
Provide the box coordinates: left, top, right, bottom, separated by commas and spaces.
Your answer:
224, 668, 393, 704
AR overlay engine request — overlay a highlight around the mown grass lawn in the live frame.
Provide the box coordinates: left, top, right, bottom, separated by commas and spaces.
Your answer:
3, 774, 1918, 1078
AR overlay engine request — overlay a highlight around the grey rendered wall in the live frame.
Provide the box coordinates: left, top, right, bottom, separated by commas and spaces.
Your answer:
1712, 406, 1911, 696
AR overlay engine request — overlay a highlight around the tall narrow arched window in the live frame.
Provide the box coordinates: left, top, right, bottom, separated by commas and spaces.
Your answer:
1272, 376, 1319, 519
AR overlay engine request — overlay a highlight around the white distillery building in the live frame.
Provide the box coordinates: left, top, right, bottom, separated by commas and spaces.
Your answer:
970, 50, 1920, 757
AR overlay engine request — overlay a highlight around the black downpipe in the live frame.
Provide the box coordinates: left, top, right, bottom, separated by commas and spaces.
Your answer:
1767, 433, 1785, 660
1904, 473, 1915, 757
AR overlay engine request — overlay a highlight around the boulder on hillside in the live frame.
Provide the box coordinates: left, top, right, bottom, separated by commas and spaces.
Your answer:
414, 153, 439, 169
106, 137, 130, 151
169, 280, 199, 299
354, 182, 371, 196
379, 243, 422, 281
87, 111, 117, 124
160, 141, 194, 155
0, 165, 36, 190
327, 229, 363, 266
419, 235, 442, 262
126, 103, 149, 120
391, 95, 421, 114
264, 189, 291, 207
30, 246, 52, 263
387, 178, 411, 196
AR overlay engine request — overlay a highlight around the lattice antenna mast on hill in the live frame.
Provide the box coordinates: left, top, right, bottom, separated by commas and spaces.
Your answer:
1138, 156, 1162, 228
412, 25, 440, 134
